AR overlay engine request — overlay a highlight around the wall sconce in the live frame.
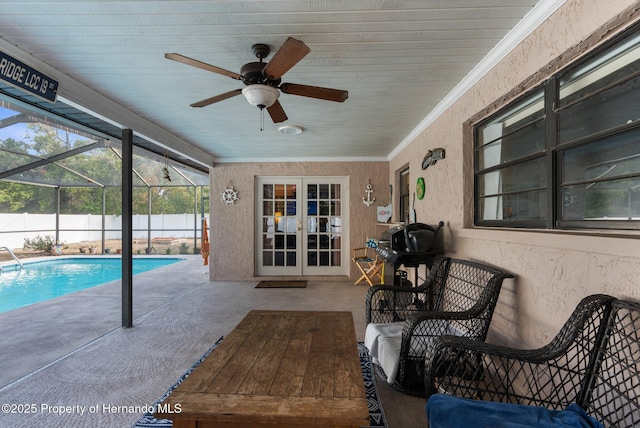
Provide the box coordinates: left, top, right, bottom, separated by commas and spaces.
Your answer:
421, 148, 445, 170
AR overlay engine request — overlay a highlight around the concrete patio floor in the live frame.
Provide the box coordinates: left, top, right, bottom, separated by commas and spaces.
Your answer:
0, 256, 426, 427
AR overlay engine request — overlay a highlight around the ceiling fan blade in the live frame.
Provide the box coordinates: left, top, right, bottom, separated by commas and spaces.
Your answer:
165, 53, 242, 80
267, 100, 288, 123
280, 83, 348, 103
190, 89, 242, 108
262, 37, 311, 80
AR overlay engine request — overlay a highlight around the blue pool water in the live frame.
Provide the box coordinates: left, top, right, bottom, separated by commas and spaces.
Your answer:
0, 257, 184, 313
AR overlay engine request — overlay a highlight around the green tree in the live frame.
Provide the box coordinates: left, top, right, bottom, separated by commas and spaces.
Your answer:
1, 121, 208, 216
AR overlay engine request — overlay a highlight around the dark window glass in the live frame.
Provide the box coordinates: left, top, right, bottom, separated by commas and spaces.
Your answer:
399, 167, 410, 222
558, 75, 640, 143
561, 129, 640, 221
477, 119, 545, 170
475, 27, 640, 230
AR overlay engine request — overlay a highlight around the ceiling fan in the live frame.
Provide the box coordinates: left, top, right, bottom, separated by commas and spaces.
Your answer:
165, 37, 348, 124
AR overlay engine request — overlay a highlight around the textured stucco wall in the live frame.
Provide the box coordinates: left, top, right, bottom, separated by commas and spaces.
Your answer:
389, 0, 640, 348
209, 161, 388, 281
206, 0, 639, 349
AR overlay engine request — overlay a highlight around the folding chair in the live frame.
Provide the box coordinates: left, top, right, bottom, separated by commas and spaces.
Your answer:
352, 238, 384, 286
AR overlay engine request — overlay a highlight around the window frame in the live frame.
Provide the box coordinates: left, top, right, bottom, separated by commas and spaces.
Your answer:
474, 24, 640, 231
398, 166, 410, 223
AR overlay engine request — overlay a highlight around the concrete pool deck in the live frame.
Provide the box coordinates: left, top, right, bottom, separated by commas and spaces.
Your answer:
0, 256, 208, 388
0, 255, 427, 427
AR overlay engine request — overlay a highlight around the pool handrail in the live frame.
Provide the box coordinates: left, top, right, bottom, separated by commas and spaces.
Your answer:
0, 246, 24, 272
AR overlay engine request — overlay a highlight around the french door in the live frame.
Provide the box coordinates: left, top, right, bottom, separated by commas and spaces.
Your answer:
256, 176, 348, 276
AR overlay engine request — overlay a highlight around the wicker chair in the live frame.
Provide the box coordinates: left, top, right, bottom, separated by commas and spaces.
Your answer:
364, 257, 514, 396
425, 295, 640, 428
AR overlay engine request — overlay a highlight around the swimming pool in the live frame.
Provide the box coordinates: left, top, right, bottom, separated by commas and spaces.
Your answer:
0, 257, 185, 313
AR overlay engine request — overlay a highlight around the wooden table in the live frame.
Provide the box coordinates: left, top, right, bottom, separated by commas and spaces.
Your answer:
154, 310, 370, 428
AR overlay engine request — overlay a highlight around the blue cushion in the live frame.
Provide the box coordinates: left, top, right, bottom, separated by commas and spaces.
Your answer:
426, 394, 604, 428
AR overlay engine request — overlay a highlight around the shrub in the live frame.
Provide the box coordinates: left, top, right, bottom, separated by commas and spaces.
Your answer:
24, 235, 56, 252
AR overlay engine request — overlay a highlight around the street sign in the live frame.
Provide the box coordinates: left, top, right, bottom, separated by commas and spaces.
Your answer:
0, 51, 59, 102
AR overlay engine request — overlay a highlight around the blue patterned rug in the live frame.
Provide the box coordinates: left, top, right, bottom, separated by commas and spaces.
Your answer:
132, 339, 386, 427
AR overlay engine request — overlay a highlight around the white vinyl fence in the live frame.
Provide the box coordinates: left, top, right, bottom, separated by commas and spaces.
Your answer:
0, 213, 204, 249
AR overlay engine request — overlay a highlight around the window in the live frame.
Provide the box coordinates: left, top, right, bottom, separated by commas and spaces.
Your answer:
475, 26, 640, 230
475, 90, 547, 227
399, 167, 410, 223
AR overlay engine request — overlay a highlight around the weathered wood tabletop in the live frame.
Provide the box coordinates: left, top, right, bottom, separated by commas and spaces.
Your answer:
154, 310, 369, 428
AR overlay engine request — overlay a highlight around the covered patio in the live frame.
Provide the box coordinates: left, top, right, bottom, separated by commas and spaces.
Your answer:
0, 1, 638, 427
0, 255, 425, 428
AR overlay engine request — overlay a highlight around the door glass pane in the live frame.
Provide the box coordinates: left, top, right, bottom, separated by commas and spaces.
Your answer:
308, 184, 317, 199
286, 184, 297, 199
319, 252, 329, 266
263, 184, 273, 199
286, 251, 296, 266
332, 251, 341, 266
262, 217, 272, 233
331, 201, 341, 216
319, 184, 329, 199
275, 201, 285, 216
286, 234, 296, 249
286, 200, 296, 215
319, 217, 328, 232
332, 235, 341, 249
307, 251, 317, 266
307, 200, 317, 215
263, 201, 273, 215
331, 216, 342, 235
331, 184, 341, 199
319, 201, 330, 215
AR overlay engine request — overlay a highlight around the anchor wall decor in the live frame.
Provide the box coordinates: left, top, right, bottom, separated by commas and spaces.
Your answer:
363, 182, 375, 207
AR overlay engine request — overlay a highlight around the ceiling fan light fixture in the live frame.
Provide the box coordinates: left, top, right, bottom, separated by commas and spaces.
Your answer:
242, 84, 279, 108
279, 125, 303, 135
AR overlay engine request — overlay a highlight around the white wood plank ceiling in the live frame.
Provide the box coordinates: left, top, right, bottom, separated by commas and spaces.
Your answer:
0, 1, 557, 163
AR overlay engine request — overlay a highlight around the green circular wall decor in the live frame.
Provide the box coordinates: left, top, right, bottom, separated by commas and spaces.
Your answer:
416, 177, 425, 200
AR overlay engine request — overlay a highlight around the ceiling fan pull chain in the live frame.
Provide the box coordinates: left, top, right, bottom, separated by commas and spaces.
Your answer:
260, 107, 264, 131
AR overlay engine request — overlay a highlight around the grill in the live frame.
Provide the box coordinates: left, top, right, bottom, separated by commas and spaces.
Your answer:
376, 221, 444, 285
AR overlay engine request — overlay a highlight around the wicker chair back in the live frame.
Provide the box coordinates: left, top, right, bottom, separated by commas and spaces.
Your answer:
365, 257, 514, 395
425, 295, 640, 427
